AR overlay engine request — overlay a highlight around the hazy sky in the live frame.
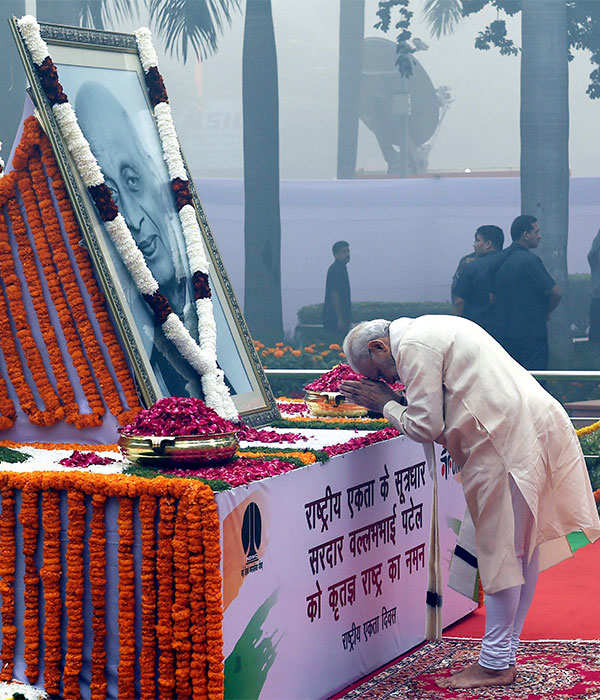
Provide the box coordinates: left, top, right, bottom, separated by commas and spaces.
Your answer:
129, 0, 600, 180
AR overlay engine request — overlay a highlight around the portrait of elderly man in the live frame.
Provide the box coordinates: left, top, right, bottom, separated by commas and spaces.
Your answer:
340, 316, 600, 690
75, 80, 201, 397
69, 77, 250, 399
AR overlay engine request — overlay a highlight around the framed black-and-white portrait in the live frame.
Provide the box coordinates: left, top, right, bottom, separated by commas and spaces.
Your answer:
11, 19, 278, 426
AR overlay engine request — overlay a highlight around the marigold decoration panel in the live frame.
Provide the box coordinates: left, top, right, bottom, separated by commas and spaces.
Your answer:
0, 116, 142, 430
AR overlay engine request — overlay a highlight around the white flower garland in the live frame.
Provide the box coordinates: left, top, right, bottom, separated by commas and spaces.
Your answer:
17, 15, 238, 420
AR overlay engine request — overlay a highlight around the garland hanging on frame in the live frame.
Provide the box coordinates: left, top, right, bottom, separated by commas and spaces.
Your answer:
16, 15, 238, 420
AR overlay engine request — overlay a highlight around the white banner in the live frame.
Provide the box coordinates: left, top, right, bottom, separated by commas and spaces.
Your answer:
216, 435, 475, 699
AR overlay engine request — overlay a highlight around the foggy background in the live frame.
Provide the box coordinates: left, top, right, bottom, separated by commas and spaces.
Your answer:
3, 0, 599, 359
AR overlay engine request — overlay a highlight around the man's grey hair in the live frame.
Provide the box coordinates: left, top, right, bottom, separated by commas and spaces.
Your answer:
343, 319, 391, 371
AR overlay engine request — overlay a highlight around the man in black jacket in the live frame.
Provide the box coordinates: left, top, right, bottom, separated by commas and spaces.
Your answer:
453, 225, 504, 337
493, 215, 562, 370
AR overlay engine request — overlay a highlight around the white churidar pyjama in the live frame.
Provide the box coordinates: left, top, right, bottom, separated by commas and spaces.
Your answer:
479, 478, 540, 670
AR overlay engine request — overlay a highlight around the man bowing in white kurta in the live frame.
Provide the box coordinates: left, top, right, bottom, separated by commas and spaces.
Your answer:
340, 316, 600, 690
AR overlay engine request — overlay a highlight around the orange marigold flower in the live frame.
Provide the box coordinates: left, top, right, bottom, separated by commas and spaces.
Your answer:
273, 350, 284, 358
291, 350, 301, 357
275, 342, 284, 348
304, 347, 314, 353
329, 344, 341, 350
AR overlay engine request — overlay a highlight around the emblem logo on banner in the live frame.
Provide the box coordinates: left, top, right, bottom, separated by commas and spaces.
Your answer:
241, 502, 264, 577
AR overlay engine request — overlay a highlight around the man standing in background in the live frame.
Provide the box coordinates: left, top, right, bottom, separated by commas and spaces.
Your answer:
587, 229, 600, 342
451, 251, 476, 304
494, 215, 562, 370
453, 225, 504, 337
323, 240, 352, 338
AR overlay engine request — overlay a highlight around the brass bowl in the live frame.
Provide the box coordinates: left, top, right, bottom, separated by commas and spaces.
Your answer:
304, 390, 368, 418
118, 431, 239, 468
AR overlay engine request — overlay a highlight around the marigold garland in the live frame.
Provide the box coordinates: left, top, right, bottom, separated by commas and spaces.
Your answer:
0, 200, 59, 426
40, 489, 62, 696
4, 196, 65, 425
118, 497, 136, 700
186, 495, 208, 698
89, 493, 108, 700
0, 485, 17, 681
38, 131, 142, 426
0, 115, 142, 429
35, 134, 141, 426
21, 151, 105, 428
0, 439, 118, 451
19, 486, 40, 683
576, 419, 600, 437
237, 449, 318, 466
139, 494, 158, 700
156, 495, 176, 698
14, 167, 84, 426
21, 153, 106, 427
5, 194, 65, 425
0, 195, 17, 430
0, 370, 16, 430
63, 490, 86, 698
172, 501, 192, 697
198, 491, 224, 698
0, 273, 40, 425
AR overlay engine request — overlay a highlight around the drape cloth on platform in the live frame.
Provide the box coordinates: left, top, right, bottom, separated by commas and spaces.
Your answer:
0, 470, 224, 700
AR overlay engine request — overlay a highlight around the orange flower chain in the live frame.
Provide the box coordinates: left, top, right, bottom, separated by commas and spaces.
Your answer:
0, 197, 60, 426
64, 490, 86, 698
38, 131, 142, 425
41, 489, 62, 695
90, 493, 108, 700
156, 495, 177, 698
18, 161, 104, 427
173, 500, 192, 698
19, 486, 40, 683
118, 496, 136, 700
0, 116, 143, 429
0, 470, 224, 697
139, 494, 158, 700
0, 485, 16, 682
12, 171, 84, 425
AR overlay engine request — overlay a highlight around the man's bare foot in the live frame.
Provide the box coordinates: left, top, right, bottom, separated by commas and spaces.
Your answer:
450, 662, 516, 677
437, 662, 516, 689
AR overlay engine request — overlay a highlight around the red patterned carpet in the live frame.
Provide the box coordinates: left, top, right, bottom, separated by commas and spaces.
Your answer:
333, 540, 600, 698
339, 638, 600, 699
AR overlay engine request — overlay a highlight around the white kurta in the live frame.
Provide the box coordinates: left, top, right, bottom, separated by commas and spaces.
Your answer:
382, 315, 600, 594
